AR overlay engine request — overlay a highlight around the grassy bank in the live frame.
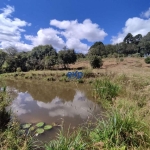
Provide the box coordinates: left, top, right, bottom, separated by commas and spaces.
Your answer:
43, 72, 150, 150
1, 57, 150, 149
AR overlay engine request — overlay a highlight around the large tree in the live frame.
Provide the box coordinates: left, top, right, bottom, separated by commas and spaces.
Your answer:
27, 45, 58, 70
88, 41, 106, 57
124, 33, 134, 44
58, 49, 77, 69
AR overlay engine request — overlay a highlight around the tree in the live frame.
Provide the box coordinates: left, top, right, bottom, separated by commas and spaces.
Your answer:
28, 45, 58, 70
58, 49, 77, 69
134, 34, 142, 45
105, 44, 116, 55
0, 50, 7, 68
124, 33, 134, 44
89, 55, 103, 68
4, 46, 18, 56
88, 42, 106, 57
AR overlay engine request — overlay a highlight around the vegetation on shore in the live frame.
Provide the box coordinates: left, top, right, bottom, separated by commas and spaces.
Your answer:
1, 56, 150, 149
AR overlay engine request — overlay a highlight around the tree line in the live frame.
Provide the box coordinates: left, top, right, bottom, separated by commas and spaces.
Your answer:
0, 31, 150, 73
0, 45, 77, 73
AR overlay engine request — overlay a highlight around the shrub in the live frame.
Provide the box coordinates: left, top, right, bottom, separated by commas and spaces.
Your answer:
120, 58, 124, 62
132, 53, 140, 58
47, 76, 56, 81
89, 55, 103, 68
16, 67, 22, 72
77, 79, 84, 83
145, 57, 150, 64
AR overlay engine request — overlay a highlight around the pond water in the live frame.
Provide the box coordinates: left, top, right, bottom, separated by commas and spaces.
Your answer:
5, 80, 104, 143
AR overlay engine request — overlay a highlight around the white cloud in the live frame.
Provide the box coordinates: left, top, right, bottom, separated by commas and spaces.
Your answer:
25, 28, 65, 49
141, 7, 150, 18
111, 17, 150, 44
50, 19, 107, 53
37, 90, 100, 119
0, 5, 32, 51
0, 5, 107, 53
7, 92, 32, 116
25, 19, 107, 53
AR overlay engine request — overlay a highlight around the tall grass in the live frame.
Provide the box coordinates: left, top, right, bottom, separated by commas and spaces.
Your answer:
45, 127, 87, 150
88, 102, 150, 149
88, 74, 150, 149
93, 78, 120, 102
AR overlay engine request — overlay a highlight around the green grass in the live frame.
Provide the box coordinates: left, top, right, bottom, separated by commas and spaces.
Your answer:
45, 127, 87, 150
88, 104, 150, 149
93, 78, 120, 102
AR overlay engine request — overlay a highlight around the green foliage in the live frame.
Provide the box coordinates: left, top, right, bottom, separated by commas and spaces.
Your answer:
58, 49, 77, 68
89, 105, 150, 149
88, 41, 106, 57
45, 128, 87, 150
22, 123, 32, 129
120, 58, 124, 62
93, 78, 120, 101
36, 122, 44, 128
36, 128, 44, 134
16, 67, 22, 72
89, 55, 103, 68
77, 79, 84, 83
44, 125, 53, 130
145, 57, 150, 64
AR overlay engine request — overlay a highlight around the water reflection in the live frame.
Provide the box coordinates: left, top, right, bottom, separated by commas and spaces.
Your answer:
5, 80, 104, 142
5, 80, 103, 130
7, 89, 100, 120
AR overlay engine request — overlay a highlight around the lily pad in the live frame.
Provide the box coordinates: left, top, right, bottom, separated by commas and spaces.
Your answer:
29, 126, 35, 131
19, 130, 25, 135
44, 125, 53, 130
36, 128, 44, 134
22, 123, 32, 129
36, 122, 44, 128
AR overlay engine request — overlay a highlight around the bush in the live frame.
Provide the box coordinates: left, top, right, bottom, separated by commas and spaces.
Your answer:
77, 79, 84, 83
120, 58, 124, 62
89, 55, 103, 68
16, 67, 22, 72
145, 57, 150, 64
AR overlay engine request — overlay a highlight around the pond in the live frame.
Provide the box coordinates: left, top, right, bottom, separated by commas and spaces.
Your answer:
5, 80, 104, 143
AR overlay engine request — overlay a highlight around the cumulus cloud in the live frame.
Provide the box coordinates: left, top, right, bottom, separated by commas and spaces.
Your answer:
141, 7, 150, 18
25, 19, 107, 53
0, 5, 107, 53
7, 92, 32, 116
50, 19, 107, 52
111, 17, 150, 44
50, 19, 107, 42
0, 5, 32, 51
25, 28, 65, 49
37, 90, 100, 119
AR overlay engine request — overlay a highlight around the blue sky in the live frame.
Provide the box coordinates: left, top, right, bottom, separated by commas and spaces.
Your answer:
0, 0, 150, 53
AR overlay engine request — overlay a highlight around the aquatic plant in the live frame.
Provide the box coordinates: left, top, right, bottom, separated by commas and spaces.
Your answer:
44, 125, 53, 130
22, 123, 32, 129
36, 128, 44, 135
36, 122, 45, 128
